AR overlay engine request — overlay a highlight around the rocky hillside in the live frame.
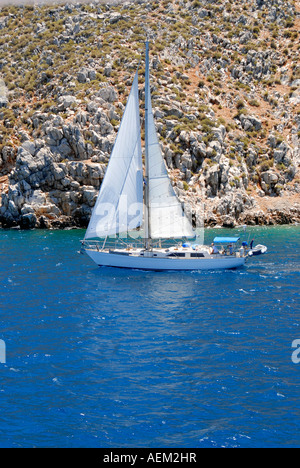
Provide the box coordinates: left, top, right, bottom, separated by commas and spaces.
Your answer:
0, 0, 299, 230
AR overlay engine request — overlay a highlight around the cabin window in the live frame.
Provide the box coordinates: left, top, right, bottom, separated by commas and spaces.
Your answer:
168, 253, 186, 258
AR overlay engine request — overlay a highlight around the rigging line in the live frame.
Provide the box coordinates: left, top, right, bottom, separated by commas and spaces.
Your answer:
150, 225, 194, 234
150, 190, 178, 198
149, 196, 185, 203
147, 157, 173, 168
149, 175, 175, 181
149, 181, 180, 193
149, 189, 181, 198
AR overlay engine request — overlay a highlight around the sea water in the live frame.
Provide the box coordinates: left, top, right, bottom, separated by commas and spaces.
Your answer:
0, 225, 299, 448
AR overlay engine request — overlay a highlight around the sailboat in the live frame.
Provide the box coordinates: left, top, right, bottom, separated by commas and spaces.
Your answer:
82, 43, 252, 271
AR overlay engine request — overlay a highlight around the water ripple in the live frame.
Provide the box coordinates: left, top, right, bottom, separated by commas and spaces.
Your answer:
0, 226, 299, 447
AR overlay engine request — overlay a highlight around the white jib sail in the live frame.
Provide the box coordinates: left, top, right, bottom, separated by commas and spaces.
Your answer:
145, 51, 195, 240
85, 71, 143, 239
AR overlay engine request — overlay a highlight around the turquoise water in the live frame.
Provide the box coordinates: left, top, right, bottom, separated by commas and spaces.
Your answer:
0, 226, 299, 448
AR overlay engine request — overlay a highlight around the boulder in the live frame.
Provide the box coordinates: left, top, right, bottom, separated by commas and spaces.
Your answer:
261, 171, 279, 185
57, 95, 79, 111
98, 86, 118, 103
20, 213, 37, 229
239, 114, 262, 131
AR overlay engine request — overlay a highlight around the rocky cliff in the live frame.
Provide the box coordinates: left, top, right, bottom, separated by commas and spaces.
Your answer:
0, 0, 299, 230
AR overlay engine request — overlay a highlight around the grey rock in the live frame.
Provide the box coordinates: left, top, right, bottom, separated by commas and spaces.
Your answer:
53, 164, 65, 181
104, 63, 112, 77
239, 114, 262, 131
164, 107, 184, 119
205, 165, 220, 197
21, 204, 35, 215
82, 187, 98, 206
98, 86, 118, 103
46, 126, 63, 142
21, 213, 37, 229
261, 171, 279, 185
0, 96, 8, 107
77, 69, 88, 83
58, 95, 79, 110
8, 199, 19, 218
109, 12, 126, 24
198, 9, 209, 18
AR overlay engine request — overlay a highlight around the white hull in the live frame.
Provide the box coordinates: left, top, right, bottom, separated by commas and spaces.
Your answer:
85, 249, 246, 271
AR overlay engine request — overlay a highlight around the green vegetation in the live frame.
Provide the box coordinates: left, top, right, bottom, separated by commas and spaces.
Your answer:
0, 0, 297, 205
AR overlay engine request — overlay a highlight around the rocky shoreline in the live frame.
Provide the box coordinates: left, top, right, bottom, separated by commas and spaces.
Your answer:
0, 104, 298, 231
0, 0, 299, 231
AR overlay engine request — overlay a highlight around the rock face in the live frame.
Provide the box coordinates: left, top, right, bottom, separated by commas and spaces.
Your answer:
0, 112, 108, 228
0, 0, 299, 229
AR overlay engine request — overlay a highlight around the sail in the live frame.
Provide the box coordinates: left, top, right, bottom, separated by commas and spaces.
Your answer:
144, 44, 195, 240
85, 71, 143, 239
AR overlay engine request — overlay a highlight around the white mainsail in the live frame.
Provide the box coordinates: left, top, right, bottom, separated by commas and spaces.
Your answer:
144, 43, 195, 240
85, 71, 143, 239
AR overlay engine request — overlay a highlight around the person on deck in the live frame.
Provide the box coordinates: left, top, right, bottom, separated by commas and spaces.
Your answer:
210, 243, 219, 254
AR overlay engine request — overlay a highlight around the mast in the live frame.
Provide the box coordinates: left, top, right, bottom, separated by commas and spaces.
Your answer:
143, 41, 195, 244
144, 40, 151, 248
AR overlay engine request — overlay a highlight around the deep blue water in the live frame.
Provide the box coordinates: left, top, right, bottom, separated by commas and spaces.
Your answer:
0, 225, 299, 448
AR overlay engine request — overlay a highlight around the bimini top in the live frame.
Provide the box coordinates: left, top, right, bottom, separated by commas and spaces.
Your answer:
213, 237, 240, 244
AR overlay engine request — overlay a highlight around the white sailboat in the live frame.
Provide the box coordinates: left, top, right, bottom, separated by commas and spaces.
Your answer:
82, 42, 249, 271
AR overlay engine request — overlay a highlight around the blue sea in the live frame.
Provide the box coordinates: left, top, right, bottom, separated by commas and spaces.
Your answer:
0, 225, 299, 448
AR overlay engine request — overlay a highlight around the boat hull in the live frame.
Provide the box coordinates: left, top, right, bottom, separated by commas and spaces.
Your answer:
85, 250, 246, 271
248, 244, 267, 257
